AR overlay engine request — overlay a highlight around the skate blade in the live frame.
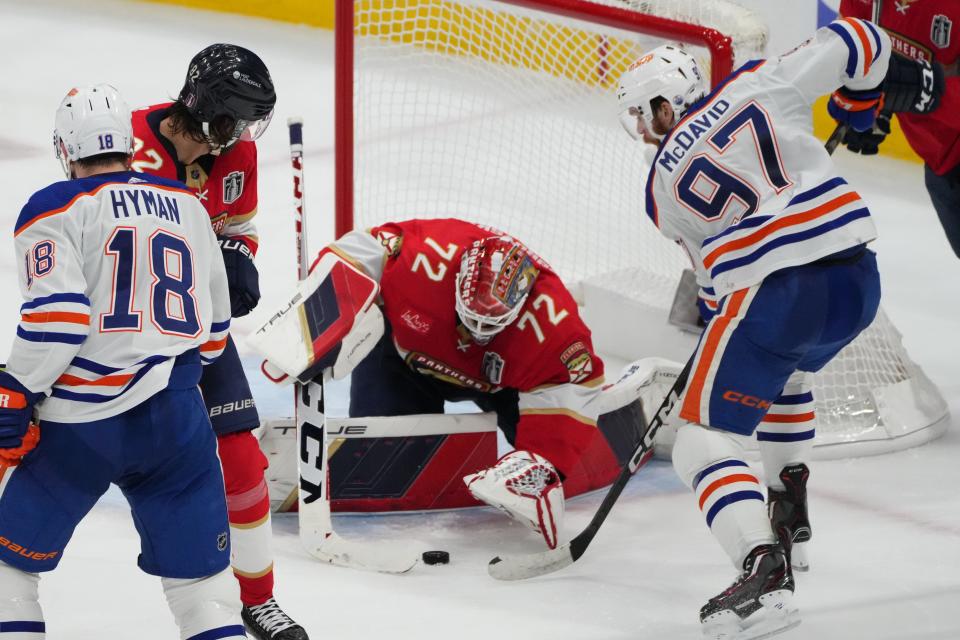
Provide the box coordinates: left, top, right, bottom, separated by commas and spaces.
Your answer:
790, 543, 809, 572
703, 590, 800, 640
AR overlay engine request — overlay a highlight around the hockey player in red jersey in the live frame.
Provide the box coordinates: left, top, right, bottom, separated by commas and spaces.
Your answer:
837, 0, 954, 256
306, 218, 622, 548
130, 44, 307, 640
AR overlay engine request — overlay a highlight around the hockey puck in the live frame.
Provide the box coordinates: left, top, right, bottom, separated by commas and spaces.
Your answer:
422, 550, 450, 565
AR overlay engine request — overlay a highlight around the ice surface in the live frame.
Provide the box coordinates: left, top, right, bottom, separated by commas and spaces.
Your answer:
0, 0, 958, 638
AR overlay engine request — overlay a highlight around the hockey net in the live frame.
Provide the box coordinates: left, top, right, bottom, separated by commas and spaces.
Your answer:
335, 0, 948, 458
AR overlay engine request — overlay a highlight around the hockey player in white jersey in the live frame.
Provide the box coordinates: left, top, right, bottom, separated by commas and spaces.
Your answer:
0, 85, 242, 638
617, 18, 891, 640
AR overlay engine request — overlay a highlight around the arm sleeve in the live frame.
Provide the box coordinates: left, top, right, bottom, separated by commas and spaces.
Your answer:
6, 203, 90, 395
201, 224, 232, 364
773, 18, 892, 105
314, 227, 392, 283
220, 144, 260, 254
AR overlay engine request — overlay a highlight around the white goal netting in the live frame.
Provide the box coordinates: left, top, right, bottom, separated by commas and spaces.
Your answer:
340, 0, 948, 456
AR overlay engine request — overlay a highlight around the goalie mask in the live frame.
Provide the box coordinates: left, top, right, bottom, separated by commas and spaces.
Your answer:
53, 84, 133, 178
616, 45, 706, 140
179, 43, 277, 152
455, 236, 540, 344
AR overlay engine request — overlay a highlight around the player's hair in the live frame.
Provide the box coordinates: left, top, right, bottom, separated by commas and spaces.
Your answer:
75, 152, 130, 171
650, 96, 669, 115
166, 101, 239, 148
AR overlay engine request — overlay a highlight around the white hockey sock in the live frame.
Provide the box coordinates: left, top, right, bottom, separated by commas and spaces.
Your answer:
162, 568, 245, 640
0, 562, 44, 638
757, 372, 815, 490
673, 424, 776, 568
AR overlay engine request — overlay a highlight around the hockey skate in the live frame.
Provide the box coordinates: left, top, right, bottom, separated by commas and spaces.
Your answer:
464, 450, 565, 549
767, 463, 811, 572
242, 597, 309, 640
700, 544, 799, 640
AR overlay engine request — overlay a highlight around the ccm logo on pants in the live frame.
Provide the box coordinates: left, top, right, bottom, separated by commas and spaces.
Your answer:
722, 391, 772, 410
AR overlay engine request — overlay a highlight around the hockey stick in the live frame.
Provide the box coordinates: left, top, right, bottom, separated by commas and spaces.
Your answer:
488, 131, 848, 581
488, 357, 692, 580
288, 118, 420, 574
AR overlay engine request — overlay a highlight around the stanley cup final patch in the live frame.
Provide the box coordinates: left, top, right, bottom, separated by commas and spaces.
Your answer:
482, 351, 505, 385
560, 341, 593, 384
932, 14, 952, 49
222, 171, 245, 204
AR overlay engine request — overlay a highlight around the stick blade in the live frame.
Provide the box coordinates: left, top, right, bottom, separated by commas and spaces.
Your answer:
305, 532, 420, 574
487, 543, 575, 581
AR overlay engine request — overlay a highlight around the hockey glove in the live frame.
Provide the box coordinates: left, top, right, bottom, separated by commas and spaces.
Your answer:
883, 54, 945, 114
0, 372, 41, 449
219, 237, 261, 318
841, 111, 892, 156
0, 424, 39, 468
828, 86, 884, 132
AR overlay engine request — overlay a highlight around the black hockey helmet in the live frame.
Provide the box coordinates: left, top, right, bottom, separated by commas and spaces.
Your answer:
178, 43, 276, 149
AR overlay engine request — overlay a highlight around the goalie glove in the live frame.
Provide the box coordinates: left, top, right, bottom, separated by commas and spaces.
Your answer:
464, 450, 565, 549
246, 251, 384, 384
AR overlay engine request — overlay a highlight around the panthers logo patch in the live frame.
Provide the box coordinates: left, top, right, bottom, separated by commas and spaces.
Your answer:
560, 341, 593, 384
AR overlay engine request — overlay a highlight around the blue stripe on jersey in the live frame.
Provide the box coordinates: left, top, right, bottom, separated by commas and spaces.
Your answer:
645, 59, 766, 226
786, 177, 847, 207
51, 359, 163, 402
16, 326, 85, 345
709, 208, 871, 278
0, 620, 46, 632
703, 178, 848, 251
705, 490, 765, 527
69, 356, 122, 376
186, 625, 247, 640
827, 22, 860, 78
775, 392, 814, 405
16, 172, 194, 235
211, 320, 231, 333
756, 430, 815, 443
863, 20, 883, 63
20, 292, 90, 311
701, 286, 715, 296
693, 459, 749, 490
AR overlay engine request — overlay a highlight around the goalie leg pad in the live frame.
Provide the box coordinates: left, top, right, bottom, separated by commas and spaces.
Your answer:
0, 562, 44, 638
162, 568, 245, 640
673, 424, 775, 568
217, 431, 274, 607
464, 450, 565, 549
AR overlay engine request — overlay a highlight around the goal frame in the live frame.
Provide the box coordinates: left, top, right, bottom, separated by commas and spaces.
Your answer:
334, 0, 738, 239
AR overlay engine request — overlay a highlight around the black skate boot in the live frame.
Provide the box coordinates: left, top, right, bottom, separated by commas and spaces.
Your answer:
242, 597, 309, 640
700, 544, 799, 640
767, 463, 811, 572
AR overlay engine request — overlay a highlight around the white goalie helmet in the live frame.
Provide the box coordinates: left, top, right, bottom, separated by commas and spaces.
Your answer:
616, 44, 707, 140
53, 84, 133, 177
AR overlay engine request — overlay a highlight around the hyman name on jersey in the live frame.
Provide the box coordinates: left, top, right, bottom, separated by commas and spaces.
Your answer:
109, 187, 183, 224
657, 99, 731, 173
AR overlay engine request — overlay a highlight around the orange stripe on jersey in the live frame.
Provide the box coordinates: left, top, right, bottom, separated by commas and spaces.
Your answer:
843, 18, 875, 76
702, 191, 861, 269
680, 289, 749, 424
200, 337, 228, 353
56, 373, 134, 387
698, 473, 759, 510
762, 411, 816, 423
15, 182, 196, 237
21, 311, 90, 325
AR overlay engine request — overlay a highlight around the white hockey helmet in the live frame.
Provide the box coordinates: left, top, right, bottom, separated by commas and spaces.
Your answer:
53, 84, 133, 177
616, 45, 706, 140
455, 236, 540, 344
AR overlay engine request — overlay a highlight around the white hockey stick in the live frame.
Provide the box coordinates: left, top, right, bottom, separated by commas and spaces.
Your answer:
288, 117, 420, 574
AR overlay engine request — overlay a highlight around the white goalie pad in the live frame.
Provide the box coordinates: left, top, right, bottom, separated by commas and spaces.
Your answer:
245, 252, 384, 384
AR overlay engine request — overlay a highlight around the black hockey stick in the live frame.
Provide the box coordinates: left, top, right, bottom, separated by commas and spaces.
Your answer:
488, 130, 847, 581
488, 356, 693, 580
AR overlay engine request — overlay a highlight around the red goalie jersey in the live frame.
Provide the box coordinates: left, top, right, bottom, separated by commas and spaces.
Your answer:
325, 218, 621, 495
130, 103, 260, 252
